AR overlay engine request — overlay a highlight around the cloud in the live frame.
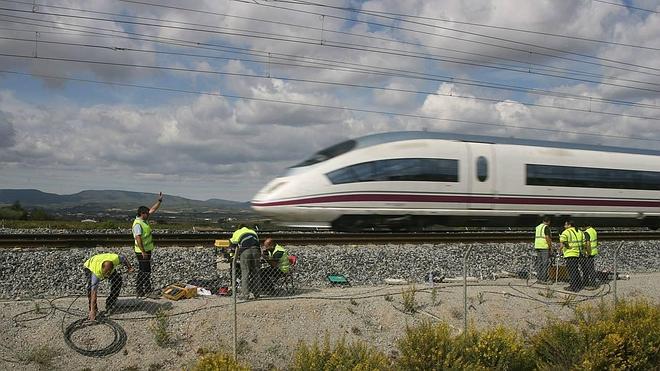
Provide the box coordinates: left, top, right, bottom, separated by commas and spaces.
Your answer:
0, 111, 16, 148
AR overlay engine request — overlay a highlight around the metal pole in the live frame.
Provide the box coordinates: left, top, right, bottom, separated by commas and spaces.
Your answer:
613, 241, 624, 306
232, 251, 238, 360
554, 253, 559, 285
527, 249, 533, 285
463, 245, 473, 333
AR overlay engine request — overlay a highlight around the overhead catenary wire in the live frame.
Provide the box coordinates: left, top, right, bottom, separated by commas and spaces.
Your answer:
234, 0, 660, 73
253, 0, 658, 51
1, 2, 659, 86
2, 68, 659, 145
2, 5, 660, 101
41, 0, 648, 83
591, 0, 659, 14
2, 17, 658, 112
2, 40, 659, 121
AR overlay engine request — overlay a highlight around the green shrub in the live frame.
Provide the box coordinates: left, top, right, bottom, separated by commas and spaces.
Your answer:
401, 285, 417, 313
396, 322, 464, 370
531, 319, 583, 369
193, 352, 250, 371
576, 299, 660, 370
150, 309, 172, 347
531, 299, 660, 370
462, 326, 534, 370
291, 337, 391, 371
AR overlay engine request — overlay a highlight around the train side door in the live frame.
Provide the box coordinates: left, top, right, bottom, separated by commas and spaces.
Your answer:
467, 143, 495, 209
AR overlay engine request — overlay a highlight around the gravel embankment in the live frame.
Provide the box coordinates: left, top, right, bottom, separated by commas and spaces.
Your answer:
1, 239, 658, 299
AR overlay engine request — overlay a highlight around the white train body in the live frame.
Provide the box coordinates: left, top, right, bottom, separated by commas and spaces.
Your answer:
251, 132, 660, 230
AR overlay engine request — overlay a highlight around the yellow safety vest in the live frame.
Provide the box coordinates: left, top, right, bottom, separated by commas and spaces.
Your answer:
534, 223, 550, 249
560, 227, 584, 258
585, 227, 598, 256
133, 217, 154, 253
230, 227, 259, 247
272, 244, 290, 273
84, 253, 120, 280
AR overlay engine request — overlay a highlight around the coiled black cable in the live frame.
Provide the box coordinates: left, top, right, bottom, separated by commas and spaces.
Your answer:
63, 317, 127, 357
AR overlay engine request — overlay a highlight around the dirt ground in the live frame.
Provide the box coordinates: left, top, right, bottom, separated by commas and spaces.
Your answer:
0, 272, 658, 370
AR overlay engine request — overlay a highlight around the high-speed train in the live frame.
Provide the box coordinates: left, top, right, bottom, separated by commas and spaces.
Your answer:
251, 131, 660, 231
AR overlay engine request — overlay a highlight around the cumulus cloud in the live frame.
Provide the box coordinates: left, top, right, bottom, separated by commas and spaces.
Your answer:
0, 111, 16, 148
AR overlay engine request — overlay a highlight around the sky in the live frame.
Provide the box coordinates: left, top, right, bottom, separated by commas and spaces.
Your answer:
0, 0, 659, 201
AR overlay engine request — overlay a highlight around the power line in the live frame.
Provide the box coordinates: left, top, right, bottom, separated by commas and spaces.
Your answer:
2, 41, 657, 121
2, 68, 656, 144
591, 0, 658, 14
1, 13, 658, 111
1, 9, 659, 93
253, 0, 658, 51
12, 0, 640, 84
235, 0, 660, 73
116, 0, 660, 78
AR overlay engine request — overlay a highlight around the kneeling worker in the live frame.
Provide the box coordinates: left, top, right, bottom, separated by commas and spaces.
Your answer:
84, 253, 133, 321
261, 237, 290, 293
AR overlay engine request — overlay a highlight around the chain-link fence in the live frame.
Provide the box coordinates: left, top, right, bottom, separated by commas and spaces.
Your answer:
0, 238, 658, 369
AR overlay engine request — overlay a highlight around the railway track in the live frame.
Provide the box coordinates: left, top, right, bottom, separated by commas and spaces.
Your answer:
0, 230, 659, 248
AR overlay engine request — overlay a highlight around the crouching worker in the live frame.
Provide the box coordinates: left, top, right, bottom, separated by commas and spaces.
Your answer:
84, 253, 133, 321
260, 238, 290, 294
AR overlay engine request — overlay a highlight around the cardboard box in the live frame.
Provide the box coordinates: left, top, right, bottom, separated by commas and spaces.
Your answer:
162, 284, 198, 301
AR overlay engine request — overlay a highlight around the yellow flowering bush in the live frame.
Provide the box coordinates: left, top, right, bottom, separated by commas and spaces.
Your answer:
291, 337, 392, 371
193, 352, 251, 371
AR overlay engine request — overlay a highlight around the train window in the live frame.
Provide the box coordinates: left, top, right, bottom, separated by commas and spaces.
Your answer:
526, 164, 660, 191
292, 140, 357, 168
326, 158, 459, 184
476, 156, 488, 182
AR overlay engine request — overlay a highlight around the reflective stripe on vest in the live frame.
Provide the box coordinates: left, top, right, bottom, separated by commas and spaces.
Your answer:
274, 244, 290, 273
84, 253, 120, 280
585, 227, 598, 256
133, 217, 154, 253
560, 227, 584, 258
534, 223, 549, 249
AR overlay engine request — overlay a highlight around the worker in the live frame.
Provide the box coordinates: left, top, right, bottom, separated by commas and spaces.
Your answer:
582, 224, 599, 288
84, 253, 133, 321
132, 192, 163, 298
559, 220, 585, 292
229, 225, 260, 300
260, 237, 291, 294
534, 216, 553, 283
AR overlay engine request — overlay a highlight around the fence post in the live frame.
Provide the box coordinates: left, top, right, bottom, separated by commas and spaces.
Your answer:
232, 252, 238, 360
554, 253, 559, 285
527, 249, 533, 285
463, 245, 473, 333
613, 241, 624, 306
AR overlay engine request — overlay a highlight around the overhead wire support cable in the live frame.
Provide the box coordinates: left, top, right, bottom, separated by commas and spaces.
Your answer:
2, 68, 658, 144
263, 0, 658, 51
1, 13, 659, 111
591, 0, 659, 14
1, 8, 659, 93
4, 2, 659, 84
240, 0, 659, 73
1, 41, 658, 120
271, 0, 660, 51
2, 41, 658, 120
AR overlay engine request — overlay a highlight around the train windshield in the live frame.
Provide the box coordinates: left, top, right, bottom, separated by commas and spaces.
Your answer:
292, 140, 356, 167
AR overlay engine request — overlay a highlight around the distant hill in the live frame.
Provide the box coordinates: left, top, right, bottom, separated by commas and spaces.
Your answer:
0, 189, 249, 211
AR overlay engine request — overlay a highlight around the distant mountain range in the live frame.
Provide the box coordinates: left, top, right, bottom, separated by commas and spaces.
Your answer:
0, 189, 249, 211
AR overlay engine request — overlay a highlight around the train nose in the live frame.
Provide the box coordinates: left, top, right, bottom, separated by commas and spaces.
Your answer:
251, 178, 289, 211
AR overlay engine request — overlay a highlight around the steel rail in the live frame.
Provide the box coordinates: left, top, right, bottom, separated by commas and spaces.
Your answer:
0, 231, 658, 248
